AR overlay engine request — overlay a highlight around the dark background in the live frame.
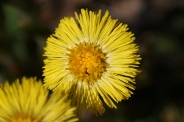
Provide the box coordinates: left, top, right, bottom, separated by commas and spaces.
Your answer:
0, 0, 184, 122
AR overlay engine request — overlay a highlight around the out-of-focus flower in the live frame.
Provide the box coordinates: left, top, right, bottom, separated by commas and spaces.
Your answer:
43, 9, 141, 115
0, 77, 78, 122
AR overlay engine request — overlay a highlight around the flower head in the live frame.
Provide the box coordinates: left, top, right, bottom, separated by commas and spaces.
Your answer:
0, 77, 78, 122
43, 9, 141, 115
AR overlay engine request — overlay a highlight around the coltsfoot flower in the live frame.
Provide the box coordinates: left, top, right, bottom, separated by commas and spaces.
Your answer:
43, 9, 141, 115
0, 77, 78, 122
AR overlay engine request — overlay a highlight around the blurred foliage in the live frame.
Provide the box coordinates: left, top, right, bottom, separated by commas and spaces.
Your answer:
0, 0, 184, 122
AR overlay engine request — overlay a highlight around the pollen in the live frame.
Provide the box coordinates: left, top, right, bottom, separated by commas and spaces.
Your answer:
68, 42, 107, 82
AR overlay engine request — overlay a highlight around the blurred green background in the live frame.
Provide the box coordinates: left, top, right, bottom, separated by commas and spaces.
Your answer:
0, 0, 184, 122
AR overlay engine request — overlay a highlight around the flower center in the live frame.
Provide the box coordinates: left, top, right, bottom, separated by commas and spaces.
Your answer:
11, 117, 32, 122
68, 42, 107, 82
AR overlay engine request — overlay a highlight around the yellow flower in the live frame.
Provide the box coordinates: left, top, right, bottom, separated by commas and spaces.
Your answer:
43, 9, 141, 115
0, 77, 78, 122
